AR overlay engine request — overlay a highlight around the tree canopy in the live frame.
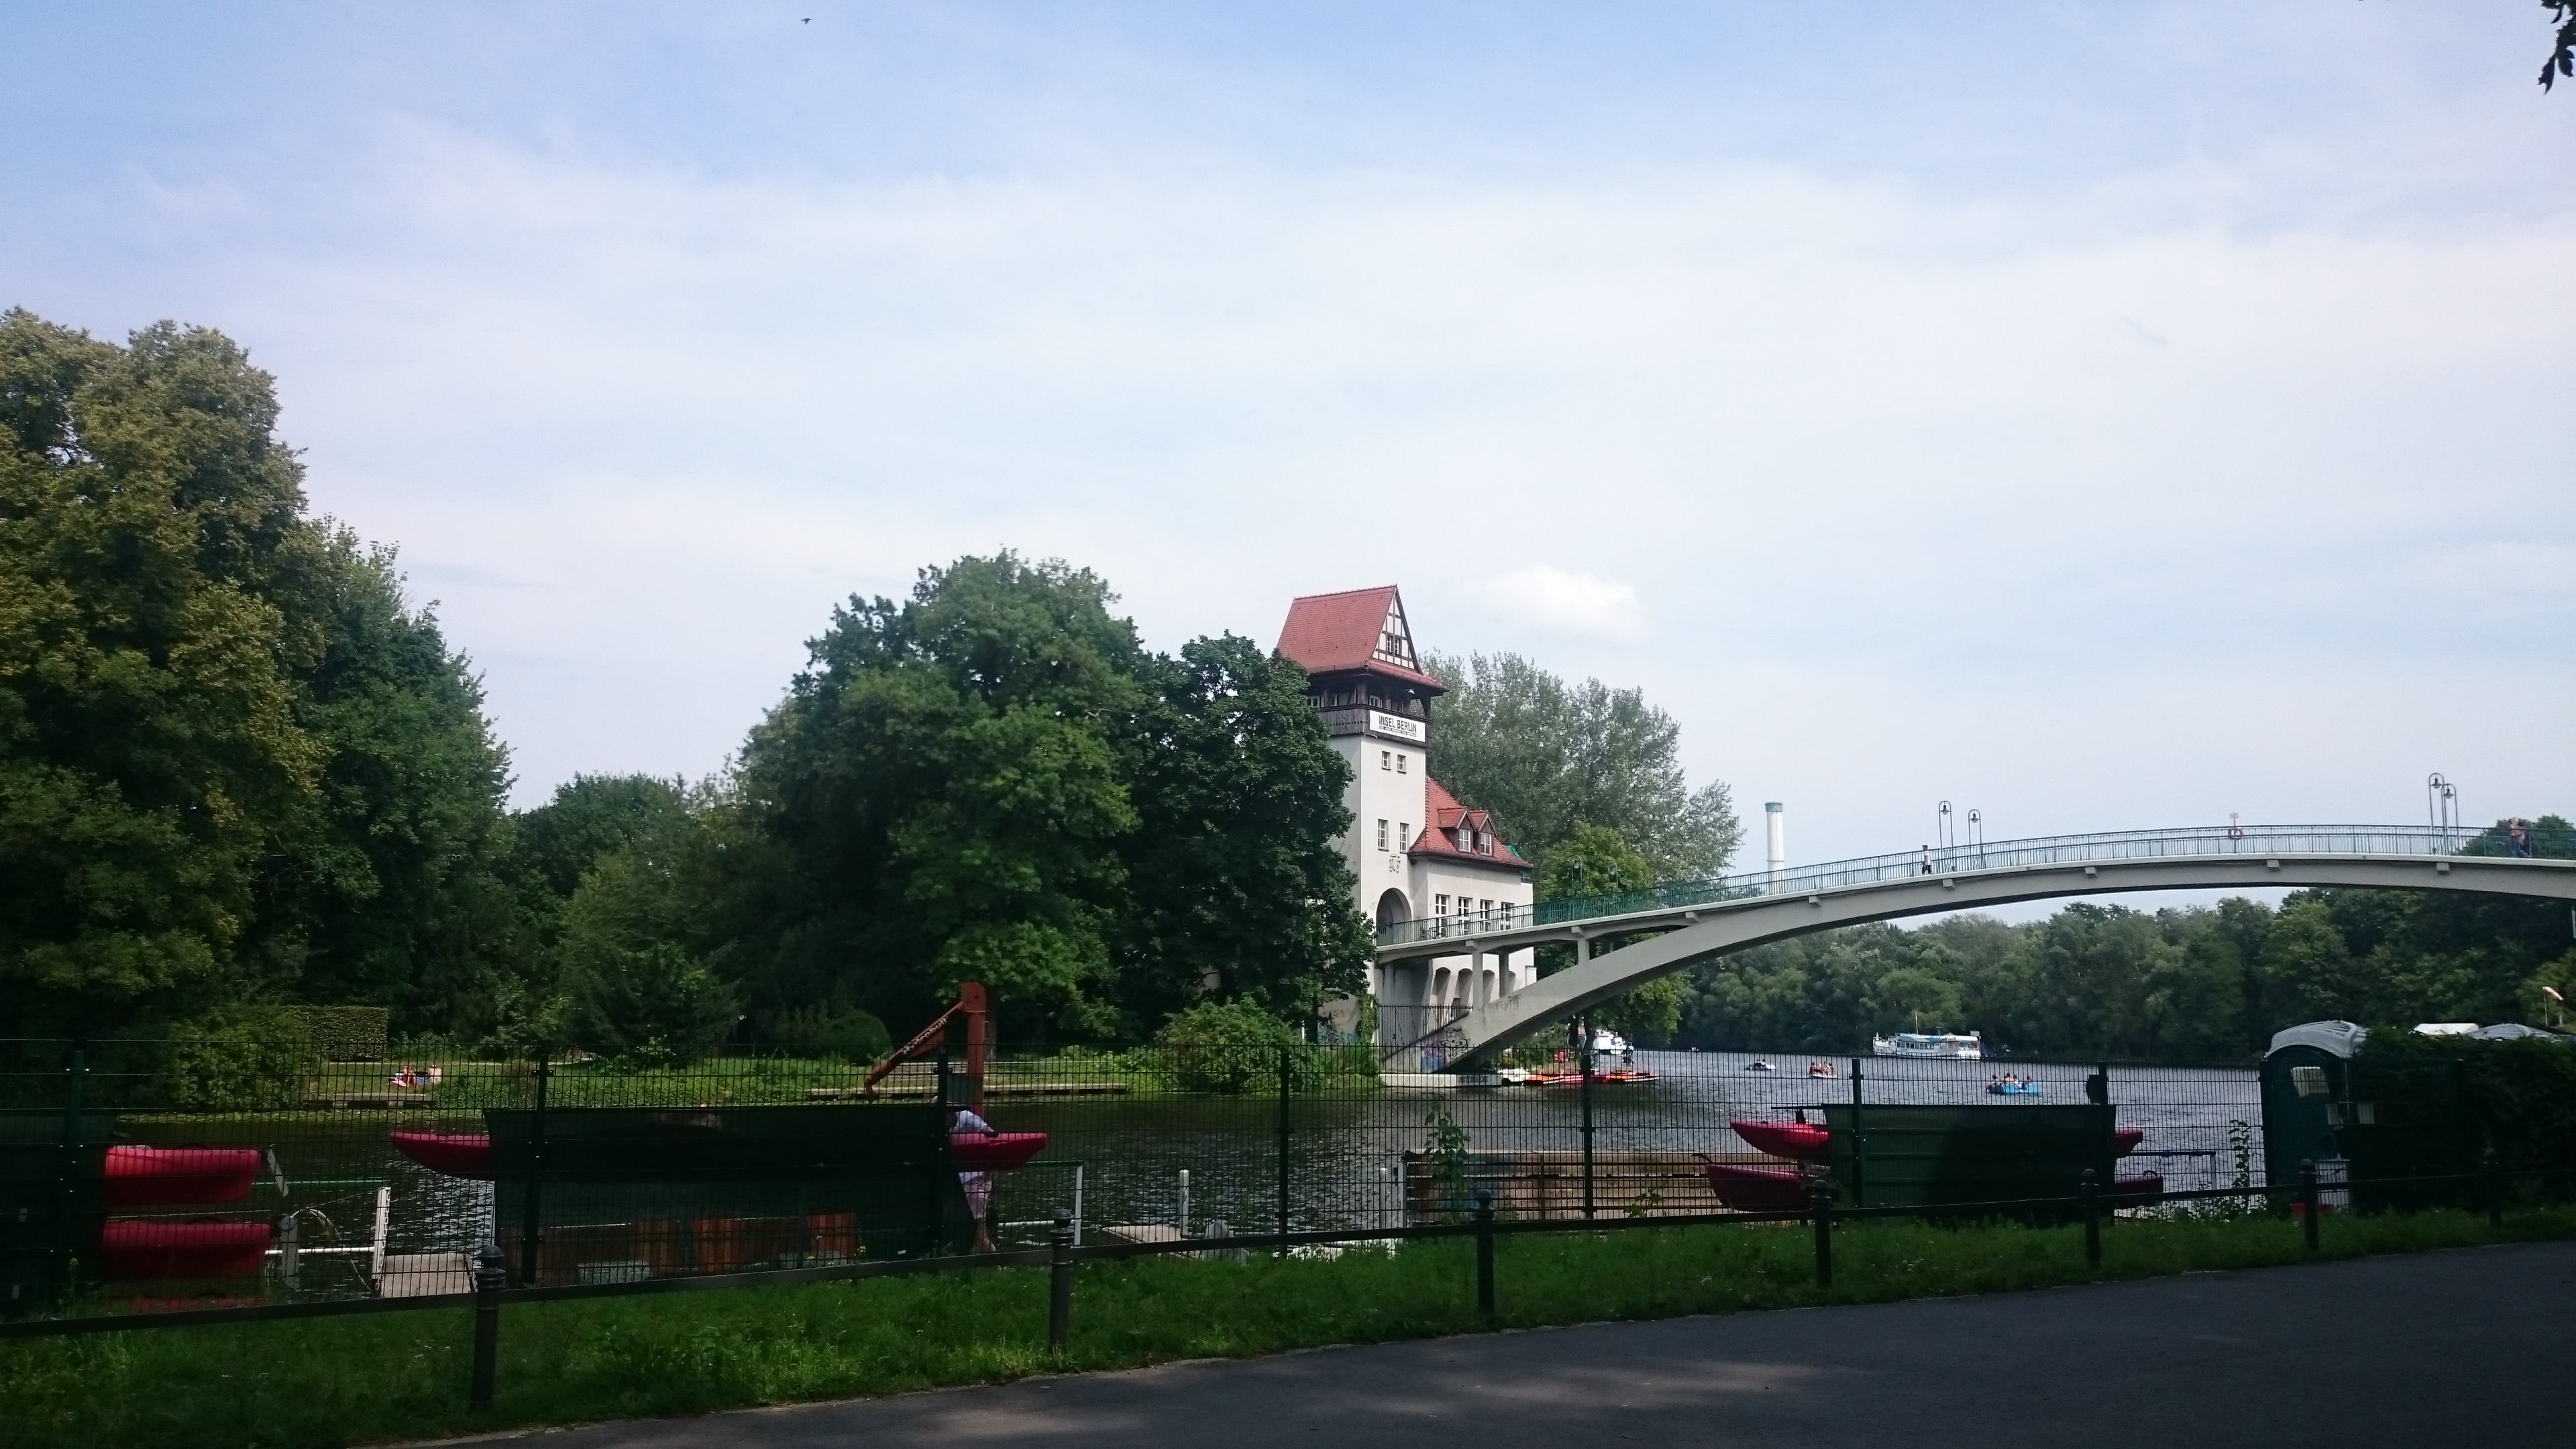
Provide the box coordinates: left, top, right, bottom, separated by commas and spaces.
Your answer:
1421, 650, 1739, 881
0, 310, 511, 1036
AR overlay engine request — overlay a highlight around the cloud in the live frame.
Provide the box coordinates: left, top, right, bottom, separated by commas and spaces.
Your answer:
1470, 565, 1648, 642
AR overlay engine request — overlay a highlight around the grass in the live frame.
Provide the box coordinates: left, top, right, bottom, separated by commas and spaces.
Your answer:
5, 1205, 2572, 1449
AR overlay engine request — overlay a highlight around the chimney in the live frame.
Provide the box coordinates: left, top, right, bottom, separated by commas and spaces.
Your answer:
1765, 802, 1786, 883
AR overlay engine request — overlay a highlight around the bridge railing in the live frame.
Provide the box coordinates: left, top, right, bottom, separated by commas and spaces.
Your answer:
1377, 822, 2573, 949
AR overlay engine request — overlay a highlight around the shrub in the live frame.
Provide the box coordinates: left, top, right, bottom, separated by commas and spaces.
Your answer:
295, 1006, 391, 1062
158, 1006, 319, 1110
1154, 1000, 1326, 1093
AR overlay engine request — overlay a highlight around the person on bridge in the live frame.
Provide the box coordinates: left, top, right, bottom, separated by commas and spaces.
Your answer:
2508, 819, 2534, 858
1919, 846, 1933, 875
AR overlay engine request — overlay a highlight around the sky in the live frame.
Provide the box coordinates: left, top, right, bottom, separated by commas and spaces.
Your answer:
6, 2, 2571, 885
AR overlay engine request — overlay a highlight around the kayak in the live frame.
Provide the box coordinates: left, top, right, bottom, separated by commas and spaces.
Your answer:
390, 1130, 496, 1181
100, 1219, 272, 1279
104, 1146, 262, 1206
1731, 1120, 1830, 1159
949, 1131, 1048, 1172
1704, 1163, 1813, 1212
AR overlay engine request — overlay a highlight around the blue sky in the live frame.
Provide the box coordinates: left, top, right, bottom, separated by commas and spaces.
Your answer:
6, 2, 2571, 873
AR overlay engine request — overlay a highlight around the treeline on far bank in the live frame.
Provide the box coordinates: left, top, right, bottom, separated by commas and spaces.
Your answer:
1652, 861, 2576, 1062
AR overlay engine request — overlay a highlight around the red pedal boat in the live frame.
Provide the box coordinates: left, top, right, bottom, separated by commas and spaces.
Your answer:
2112, 1171, 2164, 1207
1704, 1163, 1813, 1211
100, 1219, 272, 1279
104, 1146, 262, 1206
949, 1132, 1048, 1172
390, 1130, 497, 1180
1730, 1120, 1830, 1159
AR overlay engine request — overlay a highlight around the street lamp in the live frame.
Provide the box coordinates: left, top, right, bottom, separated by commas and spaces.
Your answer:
2427, 773, 2459, 848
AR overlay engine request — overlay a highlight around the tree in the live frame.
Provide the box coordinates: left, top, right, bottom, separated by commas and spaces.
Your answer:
2544, 1, 2575, 91
1421, 651, 1739, 881
728, 553, 1371, 1042
1113, 634, 1371, 1027
0, 309, 517, 1036
1535, 822, 1686, 1044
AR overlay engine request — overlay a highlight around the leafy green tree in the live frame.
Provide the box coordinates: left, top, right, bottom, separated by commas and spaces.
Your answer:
251, 534, 517, 1032
1114, 634, 1371, 1026
1421, 651, 1739, 880
557, 850, 737, 1062
2, 313, 325, 1032
1535, 822, 1685, 1043
0, 309, 517, 1037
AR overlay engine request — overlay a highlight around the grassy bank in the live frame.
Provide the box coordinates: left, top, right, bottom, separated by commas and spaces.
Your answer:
7, 1207, 2572, 1449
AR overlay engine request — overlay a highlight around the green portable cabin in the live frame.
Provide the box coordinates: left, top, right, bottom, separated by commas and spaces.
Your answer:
1820, 1101, 2119, 1224
488, 1103, 973, 1286
2259, 1020, 2364, 1199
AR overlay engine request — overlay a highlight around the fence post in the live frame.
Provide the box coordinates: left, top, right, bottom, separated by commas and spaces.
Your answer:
1277, 1043, 1292, 1246
1849, 1056, 1866, 1211
53, 1040, 87, 1304
1047, 1210, 1073, 1354
1810, 1179, 1834, 1289
2080, 1169, 2101, 1271
468, 1240, 506, 1410
2299, 1159, 2320, 1252
1579, 1020, 1596, 1221
517, 1052, 549, 1287
2485, 1150, 2503, 1229
1473, 1188, 1495, 1318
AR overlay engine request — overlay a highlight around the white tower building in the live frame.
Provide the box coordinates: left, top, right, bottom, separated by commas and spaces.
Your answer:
1275, 586, 1537, 1062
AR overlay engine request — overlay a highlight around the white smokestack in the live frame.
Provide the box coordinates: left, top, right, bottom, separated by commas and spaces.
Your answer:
1764, 802, 1786, 882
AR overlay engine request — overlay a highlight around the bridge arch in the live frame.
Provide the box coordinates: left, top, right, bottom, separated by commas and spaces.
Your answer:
1384, 835, 2576, 1070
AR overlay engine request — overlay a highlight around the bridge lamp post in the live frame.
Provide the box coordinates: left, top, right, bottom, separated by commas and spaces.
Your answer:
1966, 808, 1984, 860
2427, 773, 2459, 849
1937, 801, 1954, 862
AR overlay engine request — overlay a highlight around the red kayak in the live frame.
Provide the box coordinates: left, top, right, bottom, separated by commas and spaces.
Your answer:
100, 1219, 272, 1279
949, 1131, 1048, 1172
1705, 1163, 1813, 1211
2114, 1128, 2143, 1157
1731, 1120, 1830, 1159
104, 1146, 262, 1206
390, 1130, 496, 1181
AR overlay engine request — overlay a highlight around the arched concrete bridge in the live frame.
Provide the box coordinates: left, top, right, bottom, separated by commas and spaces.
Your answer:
1373, 825, 2576, 1070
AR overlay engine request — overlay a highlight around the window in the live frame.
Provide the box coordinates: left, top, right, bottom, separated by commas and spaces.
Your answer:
1380, 751, 1391, 771
1480, 898, 1495, 919
1436, 894, 1450, 916
1395, 753, 1407, 773
1400, 823, 1411, 851
1376, 818, 1388, 850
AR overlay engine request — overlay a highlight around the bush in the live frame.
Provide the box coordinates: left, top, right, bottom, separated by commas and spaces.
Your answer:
295, 1006, 390, 1062
1153, 1000, 1326, 1093
758, 1005, 893, 1063
158, 1007, 319, 1110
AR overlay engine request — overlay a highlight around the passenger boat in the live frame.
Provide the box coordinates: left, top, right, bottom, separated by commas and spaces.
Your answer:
1703, 1163, 1813, 1211
99, 1219, 272, 1279
1872, 1031, 1984, 1060
103, 1146, 262, 1205
1731, 1120, 1829, 1159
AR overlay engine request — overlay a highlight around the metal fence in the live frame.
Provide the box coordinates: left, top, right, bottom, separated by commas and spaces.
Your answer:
1, 1036, 2267, 1325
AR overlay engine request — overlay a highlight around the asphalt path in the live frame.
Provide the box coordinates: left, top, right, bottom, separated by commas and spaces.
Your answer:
464, 1242, 2575, 1448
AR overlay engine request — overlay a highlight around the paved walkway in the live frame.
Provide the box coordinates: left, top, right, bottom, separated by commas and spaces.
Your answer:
486, 1242, 2575, 1448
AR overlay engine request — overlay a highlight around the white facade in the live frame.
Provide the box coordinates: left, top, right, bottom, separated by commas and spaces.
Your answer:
1275, 585, 1536, 1057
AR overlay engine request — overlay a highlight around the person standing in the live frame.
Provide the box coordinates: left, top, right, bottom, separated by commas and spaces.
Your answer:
950, 1106, 1000, 1253
2507, 818, 2534, 858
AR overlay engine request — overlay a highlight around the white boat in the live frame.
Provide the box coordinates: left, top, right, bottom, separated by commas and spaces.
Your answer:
1589, 1028, 1634, 1061
1872, 1031, 1984, 1061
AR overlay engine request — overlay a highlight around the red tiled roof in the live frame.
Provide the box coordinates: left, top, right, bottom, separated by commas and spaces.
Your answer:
1409, 777, 1531, 870
1275, 586, 1445, 692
